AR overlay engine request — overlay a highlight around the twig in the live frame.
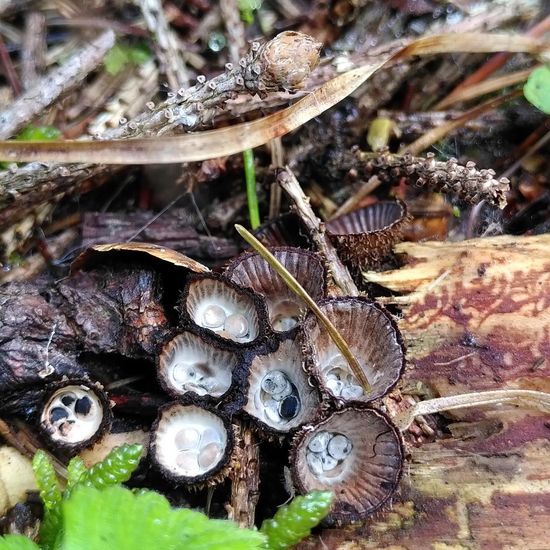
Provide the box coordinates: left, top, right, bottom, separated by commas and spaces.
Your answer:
330, 175, 382, 219
138, 0, 189, 89
399, 89, 523, 158
21, 11, 46, 90
0, 34, 21, 97
277, 168, 358, 296
434, 67, 534, 110
0, 30, 115, 140
220, 0, 246, 65
500, 129, 550, 180
435, 14, 550, 109
395, 389, 550, 432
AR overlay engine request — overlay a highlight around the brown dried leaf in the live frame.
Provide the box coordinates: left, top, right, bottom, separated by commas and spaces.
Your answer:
71, 242, 209, 273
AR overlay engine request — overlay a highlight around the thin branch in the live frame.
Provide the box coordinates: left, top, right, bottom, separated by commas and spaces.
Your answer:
0, 30, 115, 139
395, 389, 550, 432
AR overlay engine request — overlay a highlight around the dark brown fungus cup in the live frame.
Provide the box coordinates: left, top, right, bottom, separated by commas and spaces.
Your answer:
326, 200, 410, 274
243, 336, 322, 436
253, 212, 312, 249
179, 273, 270, 348
157, 330, 249, 413
38, 379, 112, 455
301, 297, 405, 403
225, 247, 326, 334
150, 400, 233, 487
290, 406, 404, 525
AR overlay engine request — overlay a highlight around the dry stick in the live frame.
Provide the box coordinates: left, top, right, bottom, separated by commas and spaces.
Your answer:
500, 128, 550, 180
220, 0, 246, 65
21, 11, 46, 90
2, 32, 548, 163
399, 89, 523, 156
138, 0, 188, 89
0, 30, 115, 139
435, 67, 534, 110
277, 168, 358, 296
394, 389, 550, 432
235, 224, 370, 394
434, 14, 550, 110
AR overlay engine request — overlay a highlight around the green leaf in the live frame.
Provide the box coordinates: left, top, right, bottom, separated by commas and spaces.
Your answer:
260, 491, 333, 550
16, 125, 61, 141
524, 65, 550, 114
126, 43, 152, 65
66, 456, 87, 489
60, 485, 266, 550
69, 444, 143, 493
104, 44, 129, 75
0, 535, 40, 550
104, 43, 151, 75
32, 451, 63, 550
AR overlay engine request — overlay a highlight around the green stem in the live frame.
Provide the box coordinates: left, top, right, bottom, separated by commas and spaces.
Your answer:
243, 148, 260, 229
234, 224, 371, 393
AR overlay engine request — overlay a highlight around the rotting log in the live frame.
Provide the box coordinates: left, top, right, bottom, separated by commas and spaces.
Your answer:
299, 234, 550, 549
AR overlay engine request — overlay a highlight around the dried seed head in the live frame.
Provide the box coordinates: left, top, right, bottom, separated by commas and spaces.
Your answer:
245, 31, 322, 93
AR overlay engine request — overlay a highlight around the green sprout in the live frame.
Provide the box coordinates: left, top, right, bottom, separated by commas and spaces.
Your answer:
243, 148, 261, 229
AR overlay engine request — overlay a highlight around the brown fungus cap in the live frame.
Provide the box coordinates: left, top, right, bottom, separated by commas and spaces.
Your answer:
290, 406, 404, 525
326, 201, 410, 274
253, 212, 312, 249
38, 378, 112, 455
150, 400, 233, 487
243, 336, 323, 436
225, 247, 326, 334
301, 297, 405, 403
179, 273, 270, 349
157, 329, 250, 414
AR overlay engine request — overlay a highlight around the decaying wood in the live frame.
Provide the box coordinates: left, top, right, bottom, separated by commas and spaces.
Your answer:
81, 210, 239, 261
227, 422, 260, 528
297, 234, 550, 549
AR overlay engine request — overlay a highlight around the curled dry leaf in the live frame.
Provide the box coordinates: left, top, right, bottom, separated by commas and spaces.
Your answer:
0, 33, 548, 165
71, 242, 209, 274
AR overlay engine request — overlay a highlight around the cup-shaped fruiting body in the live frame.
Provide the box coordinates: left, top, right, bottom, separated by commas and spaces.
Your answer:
225, 248, 326, 334
150, 401, 233, 486
243, 337, 322, 435
157, 330, 249, 412
326, 201, 410, 274
290, 406, 404, 525
180, 273, 270, 348
253, 213, 312, 249
38, 379, 112, 454
301, 297, 404, 403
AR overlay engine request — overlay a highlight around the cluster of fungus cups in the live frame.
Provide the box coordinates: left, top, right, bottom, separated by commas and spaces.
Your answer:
149, 244, 405, 524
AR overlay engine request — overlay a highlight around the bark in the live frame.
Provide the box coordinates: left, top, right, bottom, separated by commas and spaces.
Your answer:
298, 234, 550, 549
81, 210, 239, 261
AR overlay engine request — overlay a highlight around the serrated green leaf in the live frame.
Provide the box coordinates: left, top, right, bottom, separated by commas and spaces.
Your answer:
75, 444, 143, 491
66, 457, 87, 489
0, 535, 40, 550
32, 451, 63, 549
524, 65, 550, 114
260, 491, 333, 550
60, 485, 266, 550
